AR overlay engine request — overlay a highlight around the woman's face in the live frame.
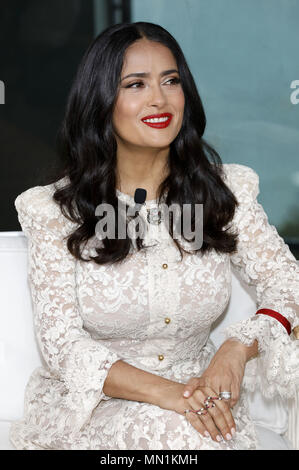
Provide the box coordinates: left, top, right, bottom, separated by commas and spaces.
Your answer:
113, 39, 185, 151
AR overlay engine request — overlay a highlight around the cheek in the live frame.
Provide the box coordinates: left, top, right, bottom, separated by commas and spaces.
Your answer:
113, 100, 142, 139
175, 90, 185, 110
114, 93, 142, 120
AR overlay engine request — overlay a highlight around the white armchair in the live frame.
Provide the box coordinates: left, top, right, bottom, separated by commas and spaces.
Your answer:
0, 231, 297, 450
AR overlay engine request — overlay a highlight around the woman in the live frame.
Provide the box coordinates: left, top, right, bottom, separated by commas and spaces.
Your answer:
10, 22, 299, 450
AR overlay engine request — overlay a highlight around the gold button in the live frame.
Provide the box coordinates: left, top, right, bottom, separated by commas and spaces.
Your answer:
162, 263, 168, 269
158, 354, 164, 361
164, 318, 171, 324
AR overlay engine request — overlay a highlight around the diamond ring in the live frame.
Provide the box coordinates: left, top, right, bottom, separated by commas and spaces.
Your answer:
219, 391, 232, 400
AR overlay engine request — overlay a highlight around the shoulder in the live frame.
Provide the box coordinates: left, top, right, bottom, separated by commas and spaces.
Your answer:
221, 163, 260, 203
14, 177, 77, 236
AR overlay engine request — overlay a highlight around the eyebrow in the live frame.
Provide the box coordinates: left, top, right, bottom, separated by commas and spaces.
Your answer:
121, 69, 179, 82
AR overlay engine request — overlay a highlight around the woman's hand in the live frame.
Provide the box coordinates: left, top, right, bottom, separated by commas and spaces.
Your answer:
182, 339, 258, 408
155, 381, 236, 442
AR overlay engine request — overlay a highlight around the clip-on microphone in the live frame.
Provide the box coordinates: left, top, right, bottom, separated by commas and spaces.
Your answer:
133, 188, 147, 214
134, 188, 162, 225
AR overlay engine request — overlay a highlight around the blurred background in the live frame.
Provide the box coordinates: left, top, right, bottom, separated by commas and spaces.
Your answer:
1, 0, 298, 257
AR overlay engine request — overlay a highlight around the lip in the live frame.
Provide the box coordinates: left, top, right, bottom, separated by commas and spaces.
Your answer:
141, 113, 173, 129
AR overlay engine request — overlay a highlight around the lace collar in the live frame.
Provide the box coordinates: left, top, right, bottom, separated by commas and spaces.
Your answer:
115, 189, 195, 252
115, 190, 169, 249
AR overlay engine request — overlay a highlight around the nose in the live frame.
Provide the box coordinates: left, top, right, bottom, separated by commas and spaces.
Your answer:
148, 82, 167, 107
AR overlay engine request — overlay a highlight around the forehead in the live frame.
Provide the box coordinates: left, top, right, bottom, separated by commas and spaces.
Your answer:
122, 40, 177, 72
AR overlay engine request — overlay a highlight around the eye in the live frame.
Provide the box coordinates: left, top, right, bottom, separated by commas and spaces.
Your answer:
125, 77, 181, 89
125, 81, 143, 89
166, 77, 181, 86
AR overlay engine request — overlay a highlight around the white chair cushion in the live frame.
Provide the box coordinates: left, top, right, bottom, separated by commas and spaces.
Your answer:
0, 232, 43, 421
0, 421, 15, 450
255, 425, 292, 450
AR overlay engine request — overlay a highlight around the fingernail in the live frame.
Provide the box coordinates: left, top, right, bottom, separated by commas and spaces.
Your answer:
226, 433, 232, 440
204, 431, 210, 438
216, 435, 222, 442
231, 427, 236, 436
183, 391, 190, 397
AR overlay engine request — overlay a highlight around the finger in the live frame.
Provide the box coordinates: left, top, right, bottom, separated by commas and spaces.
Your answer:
230, 381, 241, 408
217, 381, 233, 409
204, 390, 235, 441
217, 387, 232, 412
182, 377, 204, 398
191, 388, 235, 442
188, 393, 223, 443
196, 408, 224, 443
212, 395, 236, 436
184, 410, 212, 440
219, 383, 237, 409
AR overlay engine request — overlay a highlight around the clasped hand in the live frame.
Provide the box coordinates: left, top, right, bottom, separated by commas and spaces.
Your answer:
158, 339, 253, 443
181, 339, 250, 442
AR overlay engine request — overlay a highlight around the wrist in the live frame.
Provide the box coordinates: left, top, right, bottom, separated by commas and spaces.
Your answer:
243, 339, 259, 361
221, 338, 258, 362
151, 380, 184, 410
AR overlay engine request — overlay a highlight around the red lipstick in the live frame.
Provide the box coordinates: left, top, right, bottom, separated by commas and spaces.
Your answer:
141, 113, 173, 129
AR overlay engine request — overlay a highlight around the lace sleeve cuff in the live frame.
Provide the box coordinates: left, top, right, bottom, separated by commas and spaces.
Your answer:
223, 315, 299, 398
59, 339, 120, 431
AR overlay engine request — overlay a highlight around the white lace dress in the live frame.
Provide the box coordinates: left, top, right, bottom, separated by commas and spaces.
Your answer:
9, 164, 299, 450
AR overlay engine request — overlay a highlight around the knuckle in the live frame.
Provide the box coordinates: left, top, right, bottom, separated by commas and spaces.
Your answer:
212, 407, 221, 417
194, 390, 205, 401
185, 381, 194, 389
187, 413, 197, 423
201, 413, 213, 424
186, 378, 195, 387
222, 403, 231, 413
196, 422, 206, 433
224, 410, 234, 422
225, 399, 234, 409
202, 422, 217, 438
228, 412, 235, 422
187, 379, 196, 386
188, 417, 205, 435
231, 397, 238, 407
195, 425, 205, 435
196, 410, 207, 420
192, 377, 202, 385
213, 415, 226, 429
222, 424, 230, 434
189, 413, 197, 427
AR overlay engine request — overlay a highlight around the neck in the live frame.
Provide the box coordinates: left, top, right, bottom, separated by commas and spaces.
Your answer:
115, 147, 170, 200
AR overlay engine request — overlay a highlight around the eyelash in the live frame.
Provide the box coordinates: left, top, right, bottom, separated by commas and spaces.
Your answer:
126, 77, 181, 89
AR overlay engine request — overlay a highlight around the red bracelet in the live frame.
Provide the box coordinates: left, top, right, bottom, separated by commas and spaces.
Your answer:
256, 308, 291, 335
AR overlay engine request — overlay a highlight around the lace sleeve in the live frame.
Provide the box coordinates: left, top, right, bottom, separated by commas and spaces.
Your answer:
15, 186, 120, 432
222, 164, 299, 398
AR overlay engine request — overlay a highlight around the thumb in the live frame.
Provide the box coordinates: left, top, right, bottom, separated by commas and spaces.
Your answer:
182, 377, 203, 398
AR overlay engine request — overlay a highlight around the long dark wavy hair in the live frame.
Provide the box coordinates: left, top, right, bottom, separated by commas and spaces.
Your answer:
43, 21, 239, 265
